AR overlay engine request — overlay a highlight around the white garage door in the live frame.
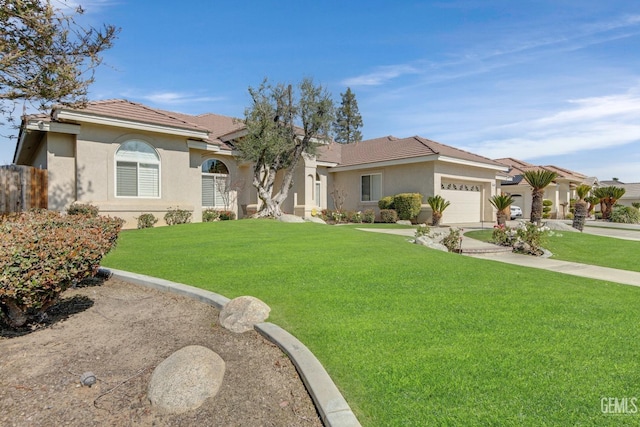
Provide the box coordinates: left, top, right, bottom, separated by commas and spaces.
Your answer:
440, 181, 482, 223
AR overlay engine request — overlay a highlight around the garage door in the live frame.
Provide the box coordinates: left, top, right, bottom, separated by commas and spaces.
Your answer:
440, 181, 482, 223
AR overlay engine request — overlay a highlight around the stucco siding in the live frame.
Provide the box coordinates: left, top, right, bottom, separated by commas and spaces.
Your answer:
46, 133, 76, 211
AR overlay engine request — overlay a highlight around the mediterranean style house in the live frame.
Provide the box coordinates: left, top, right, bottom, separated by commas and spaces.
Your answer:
13, 99, 515, 228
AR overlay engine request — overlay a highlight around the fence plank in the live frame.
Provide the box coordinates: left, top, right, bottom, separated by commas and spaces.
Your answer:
0, 165, 48, 213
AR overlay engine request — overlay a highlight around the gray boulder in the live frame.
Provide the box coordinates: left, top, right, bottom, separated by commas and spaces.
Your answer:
305, 216, 326, 224
219, 296, 271, 333
396, 220, 413, 226
278, 214, 305, 223
415, 235, 448, 252
148, 345, 225, 414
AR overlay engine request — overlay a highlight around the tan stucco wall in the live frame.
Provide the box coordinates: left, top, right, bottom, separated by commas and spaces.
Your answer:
46, 132, 76, 211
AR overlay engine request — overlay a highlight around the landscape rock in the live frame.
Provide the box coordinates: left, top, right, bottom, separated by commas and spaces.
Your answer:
219, 296, 271, 333
305, 216, 326, 224
278, 214, 305, 223
148, 345, 225, 414
543, 220, 577, 232
415, 235, 448, 252
396, 220, 413, 226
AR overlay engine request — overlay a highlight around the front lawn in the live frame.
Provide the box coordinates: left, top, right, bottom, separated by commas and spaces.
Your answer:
103, 221, 640, 426
465, 228, 640, 272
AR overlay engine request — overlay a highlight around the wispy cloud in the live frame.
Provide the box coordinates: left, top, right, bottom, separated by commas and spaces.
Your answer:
461, 88, 640, 159
138, 92, 226, 105
342, 64, 421, 86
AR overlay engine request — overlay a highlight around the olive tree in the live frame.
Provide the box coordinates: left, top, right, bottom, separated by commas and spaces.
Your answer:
236, 78, 334, 218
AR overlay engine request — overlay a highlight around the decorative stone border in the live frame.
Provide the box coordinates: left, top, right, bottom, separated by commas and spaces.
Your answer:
102, 268, 361, 427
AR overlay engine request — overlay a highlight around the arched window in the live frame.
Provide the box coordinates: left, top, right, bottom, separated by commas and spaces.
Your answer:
202, 159, 229, 207
115, 140, 160, 198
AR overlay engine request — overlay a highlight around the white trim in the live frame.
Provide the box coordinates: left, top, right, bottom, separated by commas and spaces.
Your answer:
114, 140, 162, 199
25, 120, 81, 135
187, 139, 220, 152
438, 155, 509, 172
55, 109, 209, 140
329, 154, 508, 173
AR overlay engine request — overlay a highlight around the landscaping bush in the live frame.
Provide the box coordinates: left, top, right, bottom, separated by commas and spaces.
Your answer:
136, 213, 158, 229
217, 210, 236, 221
393, 193, 422, 221
491, 221, 550, 256
378, 196, 394, 210
363, 209, 375, 224
66, 203, 99, 217
164, 207, 192, 225
542, 199, 553, 219
441, 227, 462, 252
633, 202, 640, 210
345, 211, 363, 223
415, 224, 431, 238
380, 209, 398, 223
202, 209, 220, 222
0, 210, 123, 328
610, 205, 640, 224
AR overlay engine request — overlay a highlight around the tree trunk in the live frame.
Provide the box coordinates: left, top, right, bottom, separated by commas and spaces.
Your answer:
432, 211, 442, 226
496, 209, 508, 226
530, 189, 543, 225
1, 299, 29, 328
572, 200, 587, 231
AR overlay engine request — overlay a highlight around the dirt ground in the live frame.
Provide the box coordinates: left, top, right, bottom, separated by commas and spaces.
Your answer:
0, 277, 323, 427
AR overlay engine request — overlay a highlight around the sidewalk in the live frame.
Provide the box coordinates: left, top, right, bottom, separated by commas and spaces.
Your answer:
357, 225, 640, 288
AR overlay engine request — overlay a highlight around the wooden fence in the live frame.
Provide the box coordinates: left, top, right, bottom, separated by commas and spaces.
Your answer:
0, 165, 48, 213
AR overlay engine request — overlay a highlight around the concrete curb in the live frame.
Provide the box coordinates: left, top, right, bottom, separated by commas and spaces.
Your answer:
100, 268, 361, 427
255, 322, 361, 427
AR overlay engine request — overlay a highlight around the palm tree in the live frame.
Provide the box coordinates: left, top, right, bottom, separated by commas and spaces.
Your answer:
593, 186, 626, 220
427, 195, 451, 226
489, 193, 514, 226
571, 184, 591, 231
523, 170, 558, 224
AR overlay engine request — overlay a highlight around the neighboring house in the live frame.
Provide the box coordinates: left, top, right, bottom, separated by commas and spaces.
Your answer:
495, 158, 596, 219
13, 99, 509, 228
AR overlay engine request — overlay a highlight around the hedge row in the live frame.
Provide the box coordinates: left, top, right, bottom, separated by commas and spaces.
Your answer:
0, 210, 123, 328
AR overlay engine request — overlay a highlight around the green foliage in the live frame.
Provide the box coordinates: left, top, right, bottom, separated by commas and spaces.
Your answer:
575, 184, 592, 200
542, 199, 552, 219
632, 202, 640, 209
136, 213, 157, 229
489, 194, 514, 211
377, 196, 394, 210
363, 209, 375, 224
217, 210, 236, 221
345, 211, 362, 223
202, 209, 220, 222
392, 193, 422, 221
610, 205, 640, 224
523, 170, 557, 224
66, 202, 99, 217
441, 227, 462, 252
542, 199, 553, 207
491, 222, 550, 255
415, 224, 431, 237
427, 195, 450, 226
333, 87, 363, 144
0, 210, 123, 327
380, 209, 398, 223
236, 78, 335, 217
0, 0, 119, 119
164, 207, 192, 225
593, 186, 626, 220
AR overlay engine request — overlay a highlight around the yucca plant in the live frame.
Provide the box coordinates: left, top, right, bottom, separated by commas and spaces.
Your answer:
593, 186, 626, 220
489, 193, 514, 226
427, 195, 451, 226
523, 170, 558, 224
571, 184, 592, 231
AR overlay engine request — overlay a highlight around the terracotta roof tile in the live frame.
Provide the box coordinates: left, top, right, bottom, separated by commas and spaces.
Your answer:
336, 135, 504, 168
66, 99, 210, 133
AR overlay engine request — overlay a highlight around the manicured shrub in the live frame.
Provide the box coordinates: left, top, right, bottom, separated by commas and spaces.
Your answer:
217, 210, 236, 221
393, 193, 422, 221
346, 211, 362, 223
378, 196, 394, 210
202, 209, 220, 222
363, 209, 375, 224
491, 221, 550, 256
441, 227, 462, 252
542, 199, 553, 219
164, 207, 192, 225
66, 203, 99, 217
0, 210, 123, 328
136, 213, 158, 229
380, 209, 398, 223
610, 205, 640, 224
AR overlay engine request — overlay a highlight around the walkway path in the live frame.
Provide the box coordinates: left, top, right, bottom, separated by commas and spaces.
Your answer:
357, 223, 640, 288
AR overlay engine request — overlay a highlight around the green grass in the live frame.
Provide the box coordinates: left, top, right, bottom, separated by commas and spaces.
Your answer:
466, 229, 640, 272
103, 221, 640, 426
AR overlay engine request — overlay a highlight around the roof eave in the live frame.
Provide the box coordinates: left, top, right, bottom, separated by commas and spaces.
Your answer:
54, 109, 209, 140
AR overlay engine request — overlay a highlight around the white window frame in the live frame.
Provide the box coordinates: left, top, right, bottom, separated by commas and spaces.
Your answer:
202, 159, 229, 208
114, 140, 161, 199
361, 173, 382, 202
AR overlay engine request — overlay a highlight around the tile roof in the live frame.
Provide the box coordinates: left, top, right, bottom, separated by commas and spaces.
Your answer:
164, 111, 245, 150
59, 99, 210, 133
332, 135, 505, 168
494, 158, 586, 181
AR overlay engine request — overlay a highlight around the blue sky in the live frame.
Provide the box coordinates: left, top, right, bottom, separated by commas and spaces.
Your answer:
3, 0, 640, 182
